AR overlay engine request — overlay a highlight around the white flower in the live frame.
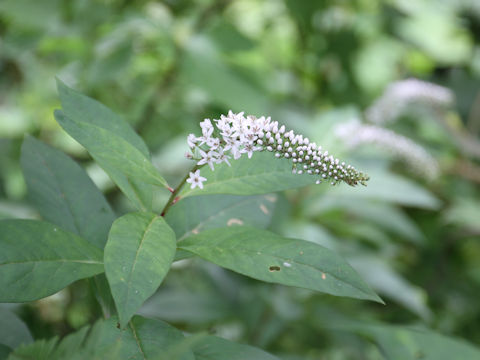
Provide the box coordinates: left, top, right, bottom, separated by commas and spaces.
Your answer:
187, 134, 197, 148
206, 137, 221, 149
186, 170, 207, 189
197, 149, 218, 171
200, 119, 214, 136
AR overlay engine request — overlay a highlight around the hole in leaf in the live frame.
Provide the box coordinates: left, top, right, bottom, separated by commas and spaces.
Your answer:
269, 265, 281, 272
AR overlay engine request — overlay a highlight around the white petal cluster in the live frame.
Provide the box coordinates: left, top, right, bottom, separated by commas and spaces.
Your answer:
335, 119, 439, 181
185, 111, 369, 189
366, 78, 454, 124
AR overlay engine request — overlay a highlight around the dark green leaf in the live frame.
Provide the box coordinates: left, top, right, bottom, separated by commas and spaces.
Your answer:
8, 316, 194, 360
104, 213, 176, 328
56, 79, 149, 156
179, 227, 383, 303
192, 335, 279, 360
55, 79, 166, 210
20, 137, 114, 312
54, 110, 167, 189
0, 344, 11, 360
20, 136, 115, 249
0, 220, 104, 302
0, 308, 33, 349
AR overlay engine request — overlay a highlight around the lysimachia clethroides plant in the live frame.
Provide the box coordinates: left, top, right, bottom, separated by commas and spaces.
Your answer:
0, 80, 382, 359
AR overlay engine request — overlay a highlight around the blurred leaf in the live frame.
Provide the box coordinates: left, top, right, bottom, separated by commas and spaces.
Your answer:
21, 136, 115, 249
7, 337, 57, 360
0, 308, 33, 349
192, 335, 279, 360
182, 37, 269, 114
0, 344, 11, 360
179, 226, 383, 303
104, 213, 176, 328
444, 198, 480, 231
207, 21, 256, 53
0, 0, 60, 30
348, 256, 431, 320
166, 194, 277, 241
0, 219, 104, 302
337, 322, 480, 360
139, 289, 232, 324
354, 38, 404, 93
322, 170, 441, 209
397, 13, 472, 65
180, 152, 316, 198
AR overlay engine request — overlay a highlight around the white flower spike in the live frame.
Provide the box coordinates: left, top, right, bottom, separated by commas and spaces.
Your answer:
186, 111, 369, 188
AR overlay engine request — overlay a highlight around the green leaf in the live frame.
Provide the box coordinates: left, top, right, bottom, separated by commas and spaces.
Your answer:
0, 344, 11, 360
180, 152, 315, 198
348, 256, 431, 320
325, 170, 441, 209
54, 110, 167, 189
336, 322, 480, 360
166, 194, 277, 242
307, 197, 425, 244
83, 316, 194, 360
179, 227, 383, 303
0, 219, 104, 302
0, 308, 33, 349
21, 136, 115, 314
182, 39, 269, 114
104, 212, 176, 328
192, 335, 279, 360
56, 79, 149, 157
55, 79, 166, 210
8, 316, 194, 360
20, 136, 115, 249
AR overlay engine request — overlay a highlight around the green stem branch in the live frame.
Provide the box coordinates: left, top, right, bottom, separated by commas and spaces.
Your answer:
161, 164, 202, 216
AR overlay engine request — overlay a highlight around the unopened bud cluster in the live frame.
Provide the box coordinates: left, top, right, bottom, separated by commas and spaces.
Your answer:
185, 111, 369, 189
366, 78, 454, 124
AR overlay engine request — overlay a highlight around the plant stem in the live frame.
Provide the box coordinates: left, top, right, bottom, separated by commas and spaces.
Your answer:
161, 164, 201, 216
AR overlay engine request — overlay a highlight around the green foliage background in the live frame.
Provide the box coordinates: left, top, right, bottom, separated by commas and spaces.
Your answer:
1, 0, 480, 358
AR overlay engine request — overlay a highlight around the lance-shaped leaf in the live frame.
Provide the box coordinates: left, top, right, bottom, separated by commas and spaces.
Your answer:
54, 110, 167, 189
179, 152, 315, 198
179, 227, 383, 303
20, 136, 115, 249
55, 79, 165, 210
20, 136, 116, 315
104, 212, 176, 328
0, 220, 104, 302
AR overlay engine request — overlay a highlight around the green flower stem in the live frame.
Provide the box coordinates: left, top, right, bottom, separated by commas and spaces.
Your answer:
161, 164, 202, 216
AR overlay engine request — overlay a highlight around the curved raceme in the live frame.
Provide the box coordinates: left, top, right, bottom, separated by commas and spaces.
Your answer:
185, 111, 370, 189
